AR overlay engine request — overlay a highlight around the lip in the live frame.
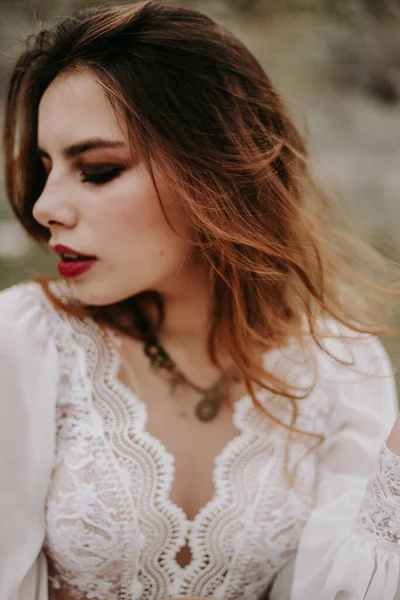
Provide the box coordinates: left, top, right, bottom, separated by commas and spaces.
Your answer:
50, 244, 98, 279
57, 258, 96, 279
50, 244, 97, 259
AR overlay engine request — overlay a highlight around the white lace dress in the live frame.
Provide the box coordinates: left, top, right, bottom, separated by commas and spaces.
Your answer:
1, 280, 400, 600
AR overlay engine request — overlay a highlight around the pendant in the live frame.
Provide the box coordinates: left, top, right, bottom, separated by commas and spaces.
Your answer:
195, 392, 222, 421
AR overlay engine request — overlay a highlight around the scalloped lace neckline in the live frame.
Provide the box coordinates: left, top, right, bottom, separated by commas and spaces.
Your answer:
102, 326, 255, 532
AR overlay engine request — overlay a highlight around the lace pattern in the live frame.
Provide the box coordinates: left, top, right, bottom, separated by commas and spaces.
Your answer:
22, 281, 329, 600
359, 445, 400, 552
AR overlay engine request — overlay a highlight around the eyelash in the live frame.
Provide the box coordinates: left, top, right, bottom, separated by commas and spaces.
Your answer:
81, 167, 124, 185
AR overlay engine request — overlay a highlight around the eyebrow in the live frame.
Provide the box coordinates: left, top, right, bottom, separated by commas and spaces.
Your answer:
36, 137, 128, 160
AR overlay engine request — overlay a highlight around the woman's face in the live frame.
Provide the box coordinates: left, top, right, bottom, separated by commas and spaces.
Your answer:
33, 72, 196, 306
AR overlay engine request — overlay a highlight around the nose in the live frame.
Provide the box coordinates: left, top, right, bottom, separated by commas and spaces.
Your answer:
32, 180, 78, 230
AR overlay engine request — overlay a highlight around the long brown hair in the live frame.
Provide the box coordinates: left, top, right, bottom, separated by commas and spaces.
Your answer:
3, 0, 399, 456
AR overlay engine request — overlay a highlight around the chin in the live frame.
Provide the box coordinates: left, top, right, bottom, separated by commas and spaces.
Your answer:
69, 277, 147, 308
69, 281, 125, 307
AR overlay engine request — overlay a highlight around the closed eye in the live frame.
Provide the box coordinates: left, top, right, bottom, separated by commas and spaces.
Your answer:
81, 167, 125, 185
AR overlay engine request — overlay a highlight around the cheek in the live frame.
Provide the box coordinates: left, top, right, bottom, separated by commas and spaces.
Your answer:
93, 168, 161, 233
97, 168, 188, 258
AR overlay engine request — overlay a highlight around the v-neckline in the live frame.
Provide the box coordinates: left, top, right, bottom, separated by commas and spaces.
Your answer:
99, 325, 257, 574
104, 326, 252, 519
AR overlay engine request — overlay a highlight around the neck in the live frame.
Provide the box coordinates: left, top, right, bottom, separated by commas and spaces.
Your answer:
141, 266, 227, 378
159, 273, 212, 351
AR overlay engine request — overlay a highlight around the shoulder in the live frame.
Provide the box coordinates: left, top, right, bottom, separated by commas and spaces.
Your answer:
264, 318, 393, 390
266, 319, 398, 435
0, 280, 47, 320
313, 318, 394, 384
312, 319, 398, 437
0, 284, 61, 530
0, 280, 67, 362
0, 279, 107, 386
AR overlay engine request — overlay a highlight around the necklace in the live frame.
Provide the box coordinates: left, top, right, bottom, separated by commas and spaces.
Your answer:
109, 305, 242, 422
143, 336, 241, 421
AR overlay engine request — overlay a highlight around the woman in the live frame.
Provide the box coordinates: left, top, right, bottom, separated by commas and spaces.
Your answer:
1, 1, 400, 599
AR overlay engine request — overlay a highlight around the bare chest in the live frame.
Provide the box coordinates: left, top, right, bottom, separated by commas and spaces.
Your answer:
117, 344, 247, 568
119, 353, 245, 520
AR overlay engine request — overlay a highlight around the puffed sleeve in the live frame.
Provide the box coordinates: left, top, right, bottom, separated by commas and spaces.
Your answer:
290, 331, 400, 600
0, 283, 59, 600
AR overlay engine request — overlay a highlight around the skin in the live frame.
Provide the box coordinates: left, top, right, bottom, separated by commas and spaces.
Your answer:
33, 67, 245, 391
34, 71, 213, 350
34, 72, 248, 579
34, 70, 400, 445
33, 70, 400, 589
34, 70, 400, 453
387, 418, 400, 455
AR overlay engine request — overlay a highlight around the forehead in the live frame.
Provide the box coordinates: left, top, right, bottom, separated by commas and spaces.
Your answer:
37, 72, 126, 148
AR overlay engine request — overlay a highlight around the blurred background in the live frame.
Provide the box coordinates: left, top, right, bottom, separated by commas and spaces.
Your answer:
0, 0, 399, 380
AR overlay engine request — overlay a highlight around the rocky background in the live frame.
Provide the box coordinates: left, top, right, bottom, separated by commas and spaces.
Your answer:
0, 0, 399, 381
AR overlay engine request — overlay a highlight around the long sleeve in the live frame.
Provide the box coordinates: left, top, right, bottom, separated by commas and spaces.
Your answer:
290, 332, 400, 600
0, 284, 59, 600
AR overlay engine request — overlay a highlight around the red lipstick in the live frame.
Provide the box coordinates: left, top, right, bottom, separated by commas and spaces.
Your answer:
51, 244, 97, 279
